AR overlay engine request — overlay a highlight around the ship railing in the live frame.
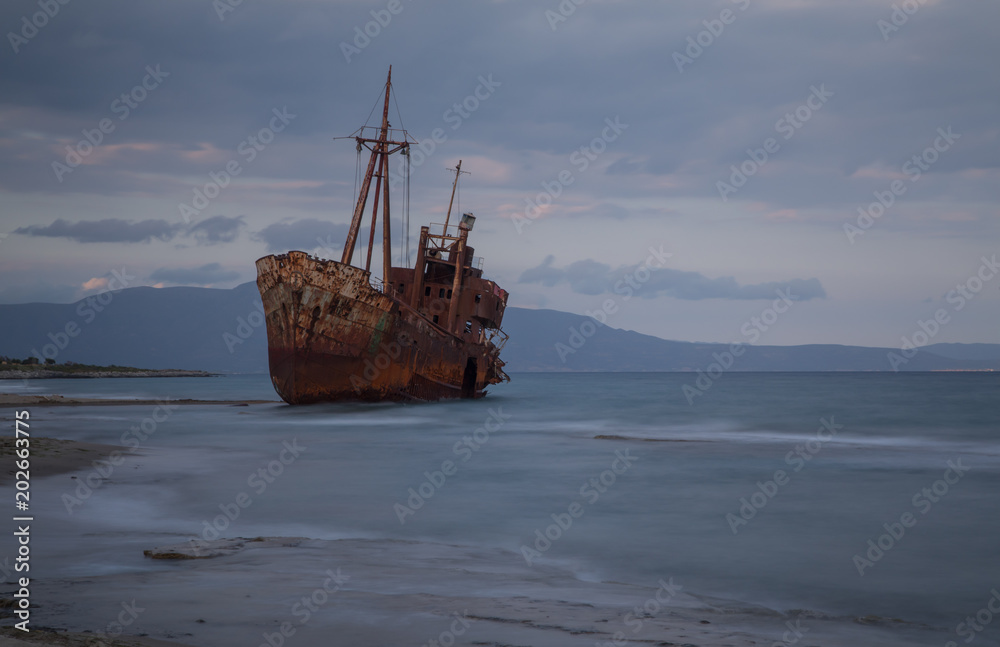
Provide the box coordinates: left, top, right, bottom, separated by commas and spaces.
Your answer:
368, 275, 398, 298
429, 223, 464, 238
485, 327, 509, 352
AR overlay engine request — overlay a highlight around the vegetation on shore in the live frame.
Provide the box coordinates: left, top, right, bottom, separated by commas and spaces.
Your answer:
0, 358, 215, 377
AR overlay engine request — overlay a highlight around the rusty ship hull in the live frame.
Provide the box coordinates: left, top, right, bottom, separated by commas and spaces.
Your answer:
256, 69, 509, 404
257, 251, 506, 404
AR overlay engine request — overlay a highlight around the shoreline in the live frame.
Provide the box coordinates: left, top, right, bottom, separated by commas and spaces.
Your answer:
0, 627, 190, 647
0, 436, 129, 485
0, 369, 219, 380
0, 394, 277, 408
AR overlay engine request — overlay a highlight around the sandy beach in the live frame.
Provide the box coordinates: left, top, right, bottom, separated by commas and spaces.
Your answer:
6, 533, 930, 647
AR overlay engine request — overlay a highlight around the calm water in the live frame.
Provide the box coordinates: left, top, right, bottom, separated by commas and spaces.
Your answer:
8, 372, 1000, 637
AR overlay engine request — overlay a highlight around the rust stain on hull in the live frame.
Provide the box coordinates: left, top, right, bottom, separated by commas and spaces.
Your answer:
256, 252, 508, 404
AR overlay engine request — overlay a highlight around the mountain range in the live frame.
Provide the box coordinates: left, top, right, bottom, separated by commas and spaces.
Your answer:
0, 282, 996, 374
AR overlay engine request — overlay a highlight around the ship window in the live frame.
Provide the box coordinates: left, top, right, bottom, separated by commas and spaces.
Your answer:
464, 320, 472, 334
425, 286, 431, 296
447, 289, 452, 299
438, 288, 445, 298
475, 293, 481, 303
432, 315, 439, 324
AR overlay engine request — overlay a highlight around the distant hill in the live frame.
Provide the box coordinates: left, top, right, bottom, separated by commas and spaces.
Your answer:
502, 308, 1000, 372
0, 283, 997, 373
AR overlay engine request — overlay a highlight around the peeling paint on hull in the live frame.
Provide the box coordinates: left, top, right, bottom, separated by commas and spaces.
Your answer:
256, 251, 507, 404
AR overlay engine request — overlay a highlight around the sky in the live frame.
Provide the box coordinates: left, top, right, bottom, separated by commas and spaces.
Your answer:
0, 0, 997, 348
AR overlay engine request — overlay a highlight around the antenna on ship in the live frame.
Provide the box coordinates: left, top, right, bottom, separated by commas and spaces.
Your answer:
338, 66, 413, 283
442, 160, 469, 235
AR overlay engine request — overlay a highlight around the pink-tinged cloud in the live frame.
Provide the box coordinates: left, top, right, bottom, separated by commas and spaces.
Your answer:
178, 142, 230, 164
66, 141, 165, 166
81, 277, 109, 291
959, 168, 1000, 180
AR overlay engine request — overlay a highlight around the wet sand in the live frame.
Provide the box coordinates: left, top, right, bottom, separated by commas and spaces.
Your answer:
0, 627, 189, 647
7, 535, 939, 647
0, 436, 127, 485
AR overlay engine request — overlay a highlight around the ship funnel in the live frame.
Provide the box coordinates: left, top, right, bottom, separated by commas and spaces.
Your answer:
460, 213, 476, 230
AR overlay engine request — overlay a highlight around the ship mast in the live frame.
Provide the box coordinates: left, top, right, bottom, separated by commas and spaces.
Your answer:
340, 67, 409, 283
442, 160, 468, 234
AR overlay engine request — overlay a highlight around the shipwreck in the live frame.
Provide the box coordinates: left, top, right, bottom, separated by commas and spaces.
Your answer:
256, 68, 510, 403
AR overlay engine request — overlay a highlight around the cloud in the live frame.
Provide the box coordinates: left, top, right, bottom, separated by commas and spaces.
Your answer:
13, 216, 248, 246
14, 218, 182, 243
253, 219, 349, 255
149, 263, 241, 286
81, 277, 109, 291
519, 256, 826, 301
187, 215, 246, 245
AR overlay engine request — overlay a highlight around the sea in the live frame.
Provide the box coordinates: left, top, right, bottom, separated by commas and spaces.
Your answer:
5, 372, 999, 643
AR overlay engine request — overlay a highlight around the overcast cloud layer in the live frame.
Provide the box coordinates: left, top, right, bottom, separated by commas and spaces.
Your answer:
0, 0, 996, 346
